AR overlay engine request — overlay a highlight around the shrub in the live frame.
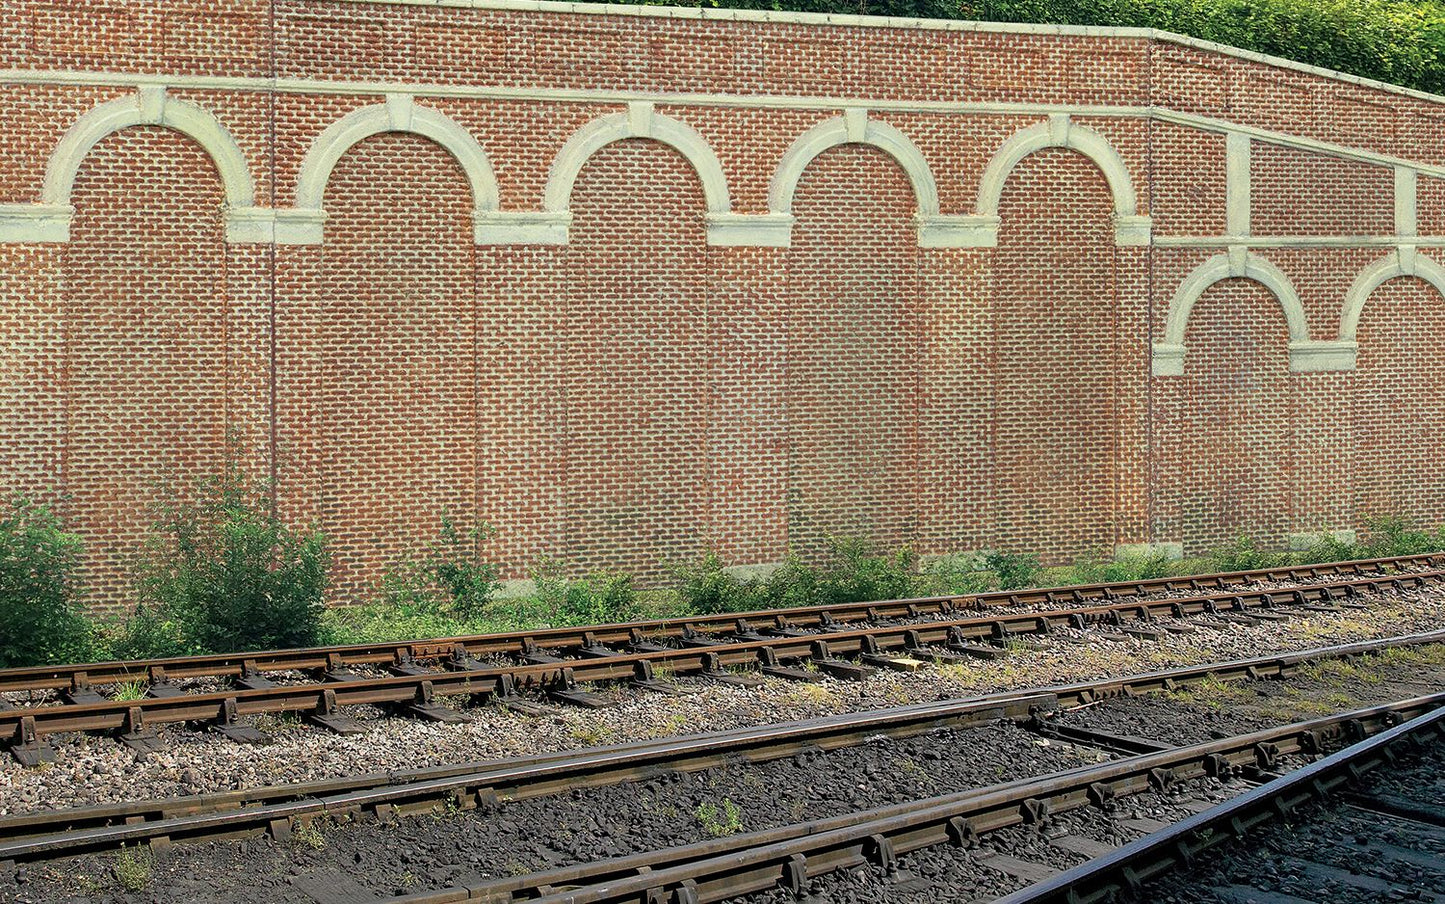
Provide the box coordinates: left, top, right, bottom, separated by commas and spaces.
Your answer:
135, 463, 329, 654
380, 513, 498, 619
814, 536, 919, 605
534, 565, 641, 625
1204, 535, 1290, 572
982, 550, 1042, 590
922, 553, 995, 596
674, 550, 770, 614
1069, 549, 1174, 584
1357, 515, 1445, 557
0, 495, 94, 667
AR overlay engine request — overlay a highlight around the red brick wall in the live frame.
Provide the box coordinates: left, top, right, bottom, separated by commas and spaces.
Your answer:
3, 0, 1445, 609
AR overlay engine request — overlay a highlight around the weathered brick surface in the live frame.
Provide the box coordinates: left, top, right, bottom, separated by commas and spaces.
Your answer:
4, 0, 1445, 609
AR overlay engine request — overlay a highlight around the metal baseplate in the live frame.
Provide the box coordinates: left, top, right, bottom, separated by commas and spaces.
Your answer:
546, 668, 610, 708
235, 660, 276, 691
305, 689, 365, 735
213, 697, 267, 745
403, 680, 471, 724
756, 647, 820, 683
117, 707, 168, 754
490, 674, 546, 716
62, 672, 107, 705
8, 716, 55, 767
630, 661, 683, 695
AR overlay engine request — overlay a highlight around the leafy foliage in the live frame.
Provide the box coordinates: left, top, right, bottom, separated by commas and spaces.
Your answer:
982, 550, 1043, 590
613, 0, 1445, 97
380, 513, 499, 620
0, 496, 94, 667
534, 564, 643, 625
133, 463, 329, 655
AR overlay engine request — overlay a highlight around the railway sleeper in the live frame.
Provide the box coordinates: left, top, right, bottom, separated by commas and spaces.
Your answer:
546, 668, 611, 709
117, 706, 167, 755
757, 647, 820, 684
212, 697, 266, 745
6, 716, 53, 767
631, 661, 683, 696
390, 681, 471, 724
307, 689, 365, 735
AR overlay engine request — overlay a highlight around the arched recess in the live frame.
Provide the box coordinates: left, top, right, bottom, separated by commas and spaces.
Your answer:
0, 85, 262, 243
543, 101, 750, 246
1152, 251, 1329, 375
970, 114, 1151, 247
284, 94, 501, 244
1340, 248, 1445, 343
766, 109, 956, 247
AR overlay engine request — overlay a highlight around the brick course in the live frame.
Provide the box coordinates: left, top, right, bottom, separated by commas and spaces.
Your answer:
3, 0, 1445, 608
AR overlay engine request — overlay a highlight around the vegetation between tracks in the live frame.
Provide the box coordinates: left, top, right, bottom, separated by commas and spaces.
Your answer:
5, 471, 1445, 667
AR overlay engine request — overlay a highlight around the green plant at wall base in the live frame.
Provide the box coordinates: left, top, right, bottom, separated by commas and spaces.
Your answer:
1205, 535, 1292, 572
0, 495, 95, 668
534, 564, 642, 625
815, 535, 919, 605
982, 550, 1042, 590
380, 513, 499, 619
134, 462, 329, 655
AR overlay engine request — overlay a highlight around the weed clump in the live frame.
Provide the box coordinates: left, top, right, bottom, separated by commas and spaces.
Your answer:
534, 565, 641, 625
0, 495, 94, 667
129, 462, 328, 656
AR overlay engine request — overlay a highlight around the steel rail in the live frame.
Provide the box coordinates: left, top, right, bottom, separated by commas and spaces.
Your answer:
383, 694, 1445, 904
3, 571, 1437, 756
0, 552, 1436, 696
1, 631, 1438, 863
993, 702, 1445, 904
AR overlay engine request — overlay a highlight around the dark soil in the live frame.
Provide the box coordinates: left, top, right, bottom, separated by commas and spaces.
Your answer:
1047, 649, 1445, 745
4, 722, 1086, 904
1146, 745, 1445, 903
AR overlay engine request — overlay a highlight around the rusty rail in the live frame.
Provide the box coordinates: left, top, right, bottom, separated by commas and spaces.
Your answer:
3, 570, 1440, 763
993, 701, 1445, 904
0, 631, 1438, 863
1, 552, 1435, 696
383, 694, 1444, 904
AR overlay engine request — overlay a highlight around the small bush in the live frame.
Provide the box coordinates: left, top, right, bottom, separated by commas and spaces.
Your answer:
113, 844, 153, 892
674, 550, 769, 614
922, 553, 995, 596
135, 462, 329, 654
814, 536, 919, 605
1358, 515, 1445, 557
1204, 536, 1290, 572
534, 565, 641, 625
695, 798, 745, 837
1069, 549, 1174, 584
0, 495, 94, 667
380, 513, 498, 619
982, 550, 1042, 590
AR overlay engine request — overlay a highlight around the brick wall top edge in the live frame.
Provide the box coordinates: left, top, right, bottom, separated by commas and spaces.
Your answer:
324, 0, 1445, 107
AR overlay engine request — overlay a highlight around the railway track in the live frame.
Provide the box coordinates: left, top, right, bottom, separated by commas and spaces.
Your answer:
998, 702, 1445, 904
4, 553, 1434, 701
0, 631, 1437, 869
376, 694, 1444, 904
2, 565, 1440, 765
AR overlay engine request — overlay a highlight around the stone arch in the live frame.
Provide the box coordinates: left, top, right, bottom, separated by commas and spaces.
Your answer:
1152, 251, 1316, 375
976, 114, 1150, 247
0, 86, 260, 243
1340, 248, 1445, 342
542, 102, 737, 245
286, 95, 500, 244
768, 110, 939, 220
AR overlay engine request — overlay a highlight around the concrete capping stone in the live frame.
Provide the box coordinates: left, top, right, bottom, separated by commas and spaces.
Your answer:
0, 203, 73, 243
494, 579, 538, 600
917, 214, 999, 248
1288, 530, 1357, 551
1150, 343, 1186, 377
473, 210, 571, 245
269, 208, 328, 245
705, 212, 793, 247
1288, 340, 1358, 373
323, 0, 1445, 111
1113, 214, 1152, 246
1115, 542, 1184, 561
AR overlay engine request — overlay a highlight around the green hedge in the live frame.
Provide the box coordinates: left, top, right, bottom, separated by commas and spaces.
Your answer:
622, 0, 1445, 97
